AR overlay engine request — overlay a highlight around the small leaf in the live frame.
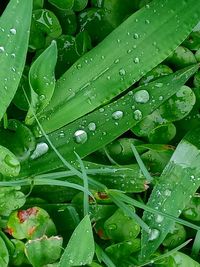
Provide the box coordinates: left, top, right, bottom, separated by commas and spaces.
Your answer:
59, 215, 94, 267
25, 41, 57, 125
25, 236, 63, 267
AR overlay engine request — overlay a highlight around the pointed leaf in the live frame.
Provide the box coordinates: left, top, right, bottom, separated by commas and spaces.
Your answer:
141, 126, 200, 261
59, 215, 94, 267
0, 0, 32, 121
36, 0, 200, 134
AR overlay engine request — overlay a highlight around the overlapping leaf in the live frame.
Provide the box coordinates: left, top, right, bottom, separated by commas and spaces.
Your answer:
34, 0, 200, 134
21, 65, 198, 176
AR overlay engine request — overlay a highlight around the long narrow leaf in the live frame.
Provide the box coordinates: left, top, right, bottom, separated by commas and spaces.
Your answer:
35, 0, 200, 134
140, 126, 200, 261
0, 0, 32, 121
21, 65, 198, 176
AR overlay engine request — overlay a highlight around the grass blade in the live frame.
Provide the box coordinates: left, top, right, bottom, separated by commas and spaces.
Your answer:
21, 65, 198, 176
140, 126, 200, 261
36, 0, 200, 134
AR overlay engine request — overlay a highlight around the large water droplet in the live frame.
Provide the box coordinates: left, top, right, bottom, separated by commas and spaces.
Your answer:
112, 110, 124, 120
164, 189, 171, 197
133, 110, 142, 121
134, 90, 150, 103
155, 214, 164, 223
30, 142, 49, 160
74, 130, 88, 144
148, 229, 160, 241
10, 28, 17, 35
88, 122, 96, 131
0, 46, 5, 53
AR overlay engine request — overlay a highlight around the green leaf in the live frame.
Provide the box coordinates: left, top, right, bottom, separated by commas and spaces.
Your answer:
25, 236, 63, 267
25, 41, 57, 125
35, 0, 200, 134
0, 145, 20, 177
0, 0, 32, 121
140, 126, 200, 261
48, 0, 74, 10
59, 215, 94, 267
21, 65, 198, 176
0, 236, 9, 267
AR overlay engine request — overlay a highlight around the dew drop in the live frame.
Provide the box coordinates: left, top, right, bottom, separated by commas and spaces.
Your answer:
155, 214, 164, 223
76, 63, 82, 69
155, 82, 163, 88
159, 96, 163, 101
11, 53, 16, 58
114, 59, 120, 64
134, 90, 150, 103
133, 110, 142, 121
119, 68, 126, 76
127, 49, 132, 54
99, 108, 105, 113
88, 122, 96, 131
30, 142, 49, 160
0, 46, 5, 53
164, 189, 171, 197
133, 33, 139, 39
134, 57, 140, 64
10, 28, 17, 35
145, 19, 150, 24
74, 130, 88, 144
112, 110, 123, 120
39, 94, 46, 101
148, 229, 160, 241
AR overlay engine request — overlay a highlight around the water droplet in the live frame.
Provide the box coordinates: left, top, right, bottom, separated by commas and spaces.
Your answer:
155, 83, 163, 88
133, 33, 139, 39
107, 224, 117, 230
164, 189, 171, 196
145, 19, 150, 24
30, 143, 49, 160
74, 130, 88, 144
59, 131, 65, 137
11, 53, 16, 58
112, 110, 123, 120
146, 4, 150, 9
134, 90, 150, 103
127, 49, 132, 54
117, 39, 121, 43
39, 94, 46, 101
10, 28, 17, 35
119, 68, 126, 76
114, 59, 120, 64
99, 108, 105, 113
101, 55, 105, 59
133, 110, 142, 121
149, 229, 160, 241
134, 57, 140, 64
159, 96, 163, 101
155, 214, 164, 223
11, 67, 16, 72
107, 76, 111, 80
76, 63, 82, 69
88, 122, 96, 131
0, 46, 5, 53
4, 155, 19, 167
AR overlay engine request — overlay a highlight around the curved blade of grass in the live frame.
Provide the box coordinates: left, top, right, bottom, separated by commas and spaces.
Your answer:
35, 0, 200, 134
140, 126, 200, 261
191, 230, 200, 259
21, 65, 198, 177
0, 0, 32, 121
